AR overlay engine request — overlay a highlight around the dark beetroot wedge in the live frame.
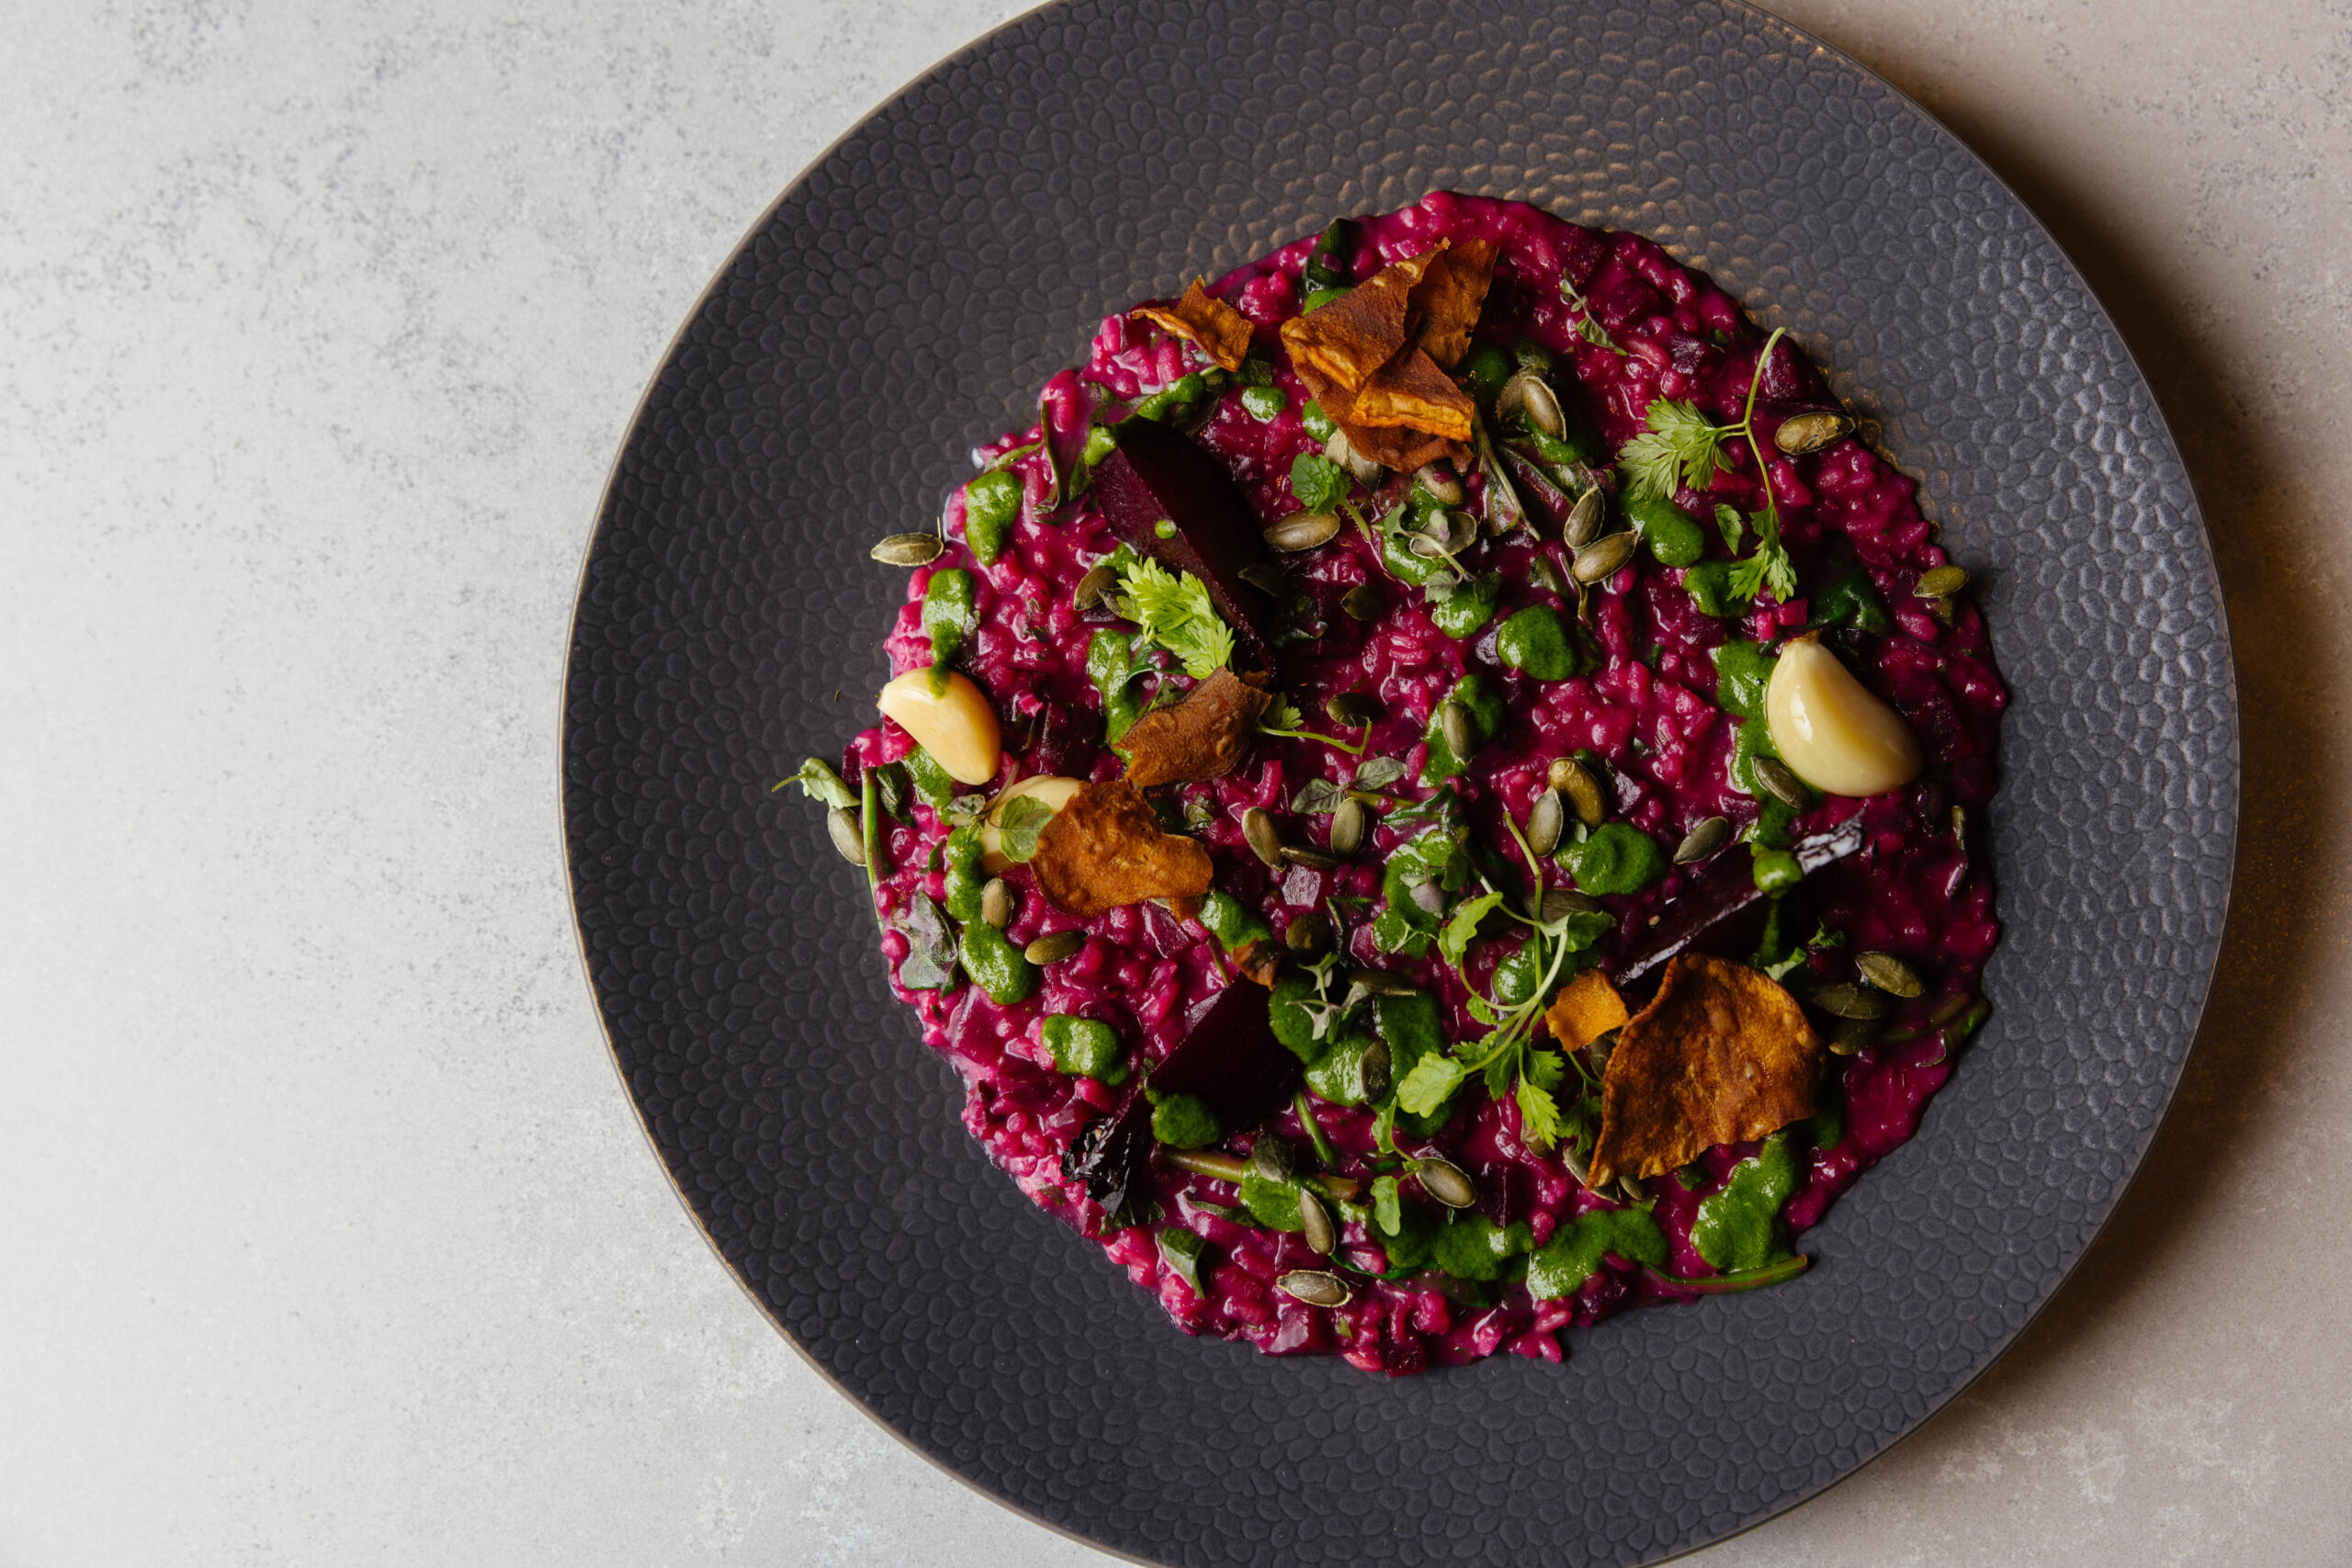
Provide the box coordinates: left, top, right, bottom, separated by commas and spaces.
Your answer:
1091, 419, 1275, 669
1610, 817, 1866, 989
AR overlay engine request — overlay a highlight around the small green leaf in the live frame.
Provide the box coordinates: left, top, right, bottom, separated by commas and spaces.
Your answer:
1290, 452, 1346, 512
1514, 1074, 1562, 1147
776, 757, 856, 809
996, 794, 1056, 863
1437, 890, 1505, 968
1115, 556, 1234, 678
1396, 1054, 1469, 1116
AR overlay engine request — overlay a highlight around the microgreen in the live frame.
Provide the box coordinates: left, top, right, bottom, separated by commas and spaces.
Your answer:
1257, 694, 1370, 754
995, 794, 1056, 863
776, 757, 856, 808
1114, 556, 1234, 678
1559, 275, 1623, 355
1616, 327, 1799, 604
1289, 451, 1348, 513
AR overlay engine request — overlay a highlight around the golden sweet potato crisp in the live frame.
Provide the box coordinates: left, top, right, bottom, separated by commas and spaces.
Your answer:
1118, 668, 1271, 788
1544, 969, 1629, 1053
1589, 954, 1824, 1185
1133, 281, 1253, 373
1030, 780, 1215, 919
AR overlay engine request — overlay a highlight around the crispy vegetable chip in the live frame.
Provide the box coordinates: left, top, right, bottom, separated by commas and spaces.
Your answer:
1287, 355, 1465, 473
1228, 937, 1282, 987
1133, 280, 1253, 373
1544, 969, 1629, 1052
1118, 667, 1271, 788
1348, 346, 1475, 441
1405, 238, 1496, 370
1589, 953, 1823, 1186
1278, 251, 1434, 388
1031, 780, 1215, 919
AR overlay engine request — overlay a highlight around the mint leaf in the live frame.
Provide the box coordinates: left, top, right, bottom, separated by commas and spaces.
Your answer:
995, 794, 1056, 863
1290, 452, 1346, 513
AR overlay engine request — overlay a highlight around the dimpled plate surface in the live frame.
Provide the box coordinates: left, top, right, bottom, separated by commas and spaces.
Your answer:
559, 1, 2238, 1562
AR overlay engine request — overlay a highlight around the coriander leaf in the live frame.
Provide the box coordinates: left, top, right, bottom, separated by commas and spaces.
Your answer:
1396, 1054, 1469, 1116
1482, 1049, 1515, 1100
1515, 1074, 1563, 1147
1371, 1173, 1403, 1235
776, 757, 857, 809
1524, 1046, 1567, 1092
1464, 992, 1502, 1027
1437, 890, 1506, 968
1290, 452, 1346, 513
1115, 556, 1235, 678
996, 795, 1056, 863
1261, 694, 1303, 732
1727, 503, 1797, 604
1713, 502, 1747, 552
1619, 399, 1725, 503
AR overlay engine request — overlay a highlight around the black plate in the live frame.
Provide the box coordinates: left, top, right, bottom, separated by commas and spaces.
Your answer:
560, 2, 2237, 1562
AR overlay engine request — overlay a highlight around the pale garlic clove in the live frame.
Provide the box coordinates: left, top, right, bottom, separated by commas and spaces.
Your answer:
979, 773, 1083, 872
1764, 637, 1923, 798
877, 670, 1001, 785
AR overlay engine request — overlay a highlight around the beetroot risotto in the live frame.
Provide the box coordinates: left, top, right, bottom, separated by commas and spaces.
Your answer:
783, 192, 2005, 1375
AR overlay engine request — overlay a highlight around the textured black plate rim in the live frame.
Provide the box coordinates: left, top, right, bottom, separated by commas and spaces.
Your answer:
556, 2, 2239, 1562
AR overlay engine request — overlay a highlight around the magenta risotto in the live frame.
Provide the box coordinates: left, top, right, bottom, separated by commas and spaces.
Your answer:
784, 191, 2005, 1375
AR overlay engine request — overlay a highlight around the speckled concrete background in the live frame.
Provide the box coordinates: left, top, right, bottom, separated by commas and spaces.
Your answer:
0, 1, 2340, 1563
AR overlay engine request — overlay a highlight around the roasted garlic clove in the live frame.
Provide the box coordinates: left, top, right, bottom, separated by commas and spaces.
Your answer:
877, 670, 1001, 785
1765, 636, 1923, 798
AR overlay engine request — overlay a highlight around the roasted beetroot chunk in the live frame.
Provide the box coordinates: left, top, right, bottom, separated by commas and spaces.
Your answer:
1091, 419, 1276, 669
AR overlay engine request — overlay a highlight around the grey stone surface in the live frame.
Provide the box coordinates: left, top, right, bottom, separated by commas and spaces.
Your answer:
0, 2, 2337, 1566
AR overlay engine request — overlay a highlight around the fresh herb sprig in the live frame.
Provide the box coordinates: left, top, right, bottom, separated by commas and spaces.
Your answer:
1114, 556, 1234, 677
1257, 694, 1370, 754
1619, 326, 1798, 603
1560, 276, 1623, 356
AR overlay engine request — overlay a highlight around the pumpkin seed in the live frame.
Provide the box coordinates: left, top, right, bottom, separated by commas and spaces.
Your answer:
1561, 1143, 1593, 1187
1360, 1040, 1393, 1101
1412, 1156, 1477, 1209
1542, 888, 1605, 921
1498, 369, 1566, 439
1752, 754, 1813, 811
1023, 930, 1084, 964
1327, 691, 1381, 727
1250, 1137, 1295, 1181
1555, 758, 1607, 827
1348, 967, 1419, 997
1572, 530, 1637, 584
1917, 564, 1969, 598
826, 807, 865, 864
1297, 1188, 1337, 1255
1773, 411, 1852, 455
979, 877, 1013, 929
1563, 488, 1604, 548
1340, 583, 1383, 621
1329, 797, 1367, 855
1528, 551, 1568, 597
1616, 1175, 1647, 1205
1414, 463, 1466, 506
1242, 807, 1283, 868
871, 531, 944, 566
1826, 1014, 1879, 1055
1238, 562, 1287, 595
1587, 1029, 1617, 1077
1277, 1269, 1352, 1307
1674, 816, 1731, 864
1265, 511, 1341, 552
1438, 700, 1474, 761
1281, 844, 1342, 872
1073, 558, 1119, 612
1527, 788, 1565, 857
1856, 951, 1927, 998
1809, 981, 1889, 1021
1284, 909, 1332, 956
1184, 793, 1216, 830
1324, 429, 1382, 485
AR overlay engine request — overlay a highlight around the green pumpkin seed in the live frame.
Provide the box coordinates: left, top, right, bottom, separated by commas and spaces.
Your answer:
1327, 691, 1381, 727
1329, 797, 1367, 856
1541, 888, 1605, 921
1572, 530, 1637, 584
1347, 967, 1419, 997
1238, 562, 1287, 595
1562, 488, 1605, 548
1250, 1137, 1295, 1181
1414, 463, 1466, 506
1340, 583, 1384, 621
1917, 564, 1969, 598
1184, 793, 1216, 830
1587, 1029, 1617, 1076
871, 532, 944, 566
1526, 788, 1565, 858
1615, 1175, 1647, 1205
1437, 699, 1474, 761
1773, 411, 1852, 455
1826, 1014, 1880, 1055
1281, 844, 1341, 872
1528, 552, 1568, 597
1023, 930, 1084, 964
826, 807, 865, 864
1326, 429, 1382, 485
1810, 981, 1888, 1021
1412, 1156, 1477, 1209
1297, 1188, 1337, 1255
1752, 754, 1813, 811
1561, 1143, 1593, 1187
1277, 1269, 1351, 1307
1674, 816, 1731, 864
979, 877, 1013, 929
1284, 910, 1331, 956
1856, 951, 1927, 998
1360, 1040, 1392, 1101
1557, 759, 1608, 827
1073, 558, 1119, 612
1498, 369, 1566, 439
1242, 807, 1283, 868
1265, 511, 1341, 552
